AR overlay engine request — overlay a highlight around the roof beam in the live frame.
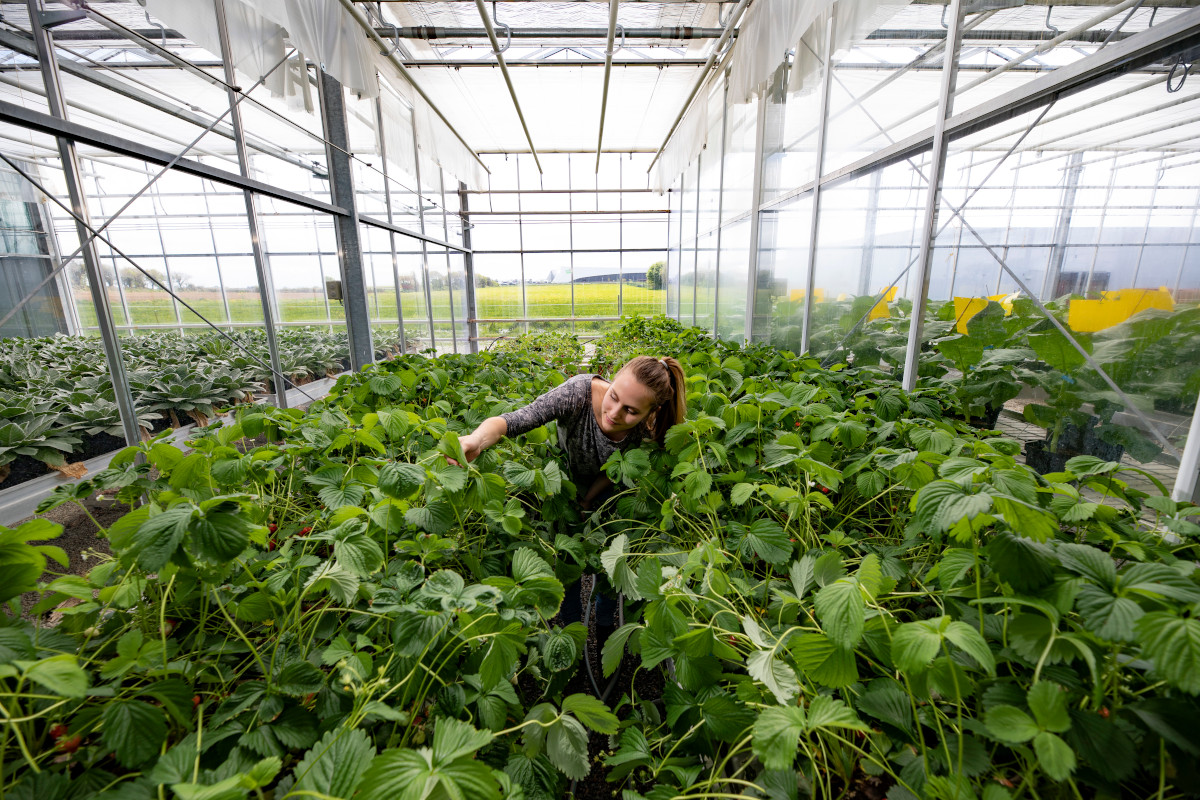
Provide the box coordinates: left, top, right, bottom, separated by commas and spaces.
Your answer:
34, 26, 728, 41
648, 0, 750, 173
595, 0, 619, 170
763, 2, 1200, 207
0, 28, 317, 174
0, 97, 349, 216
471, 0, 542, 172
400, 58, 707, 66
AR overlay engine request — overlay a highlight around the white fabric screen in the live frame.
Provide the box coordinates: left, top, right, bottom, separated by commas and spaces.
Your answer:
146, 0, 378, 105
653, 0, 911, 192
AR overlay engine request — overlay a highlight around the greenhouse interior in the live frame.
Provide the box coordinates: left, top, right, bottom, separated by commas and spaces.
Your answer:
2, 0, 1200, 797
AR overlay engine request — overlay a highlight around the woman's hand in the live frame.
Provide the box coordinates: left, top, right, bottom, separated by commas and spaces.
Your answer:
446, 418, 507, 466
459, 433, 483, 463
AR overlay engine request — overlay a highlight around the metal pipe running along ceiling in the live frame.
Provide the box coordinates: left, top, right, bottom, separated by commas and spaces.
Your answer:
40, 26, 728, 41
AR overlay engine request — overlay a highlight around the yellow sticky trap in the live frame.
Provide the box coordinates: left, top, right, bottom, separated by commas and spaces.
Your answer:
867, 286, 898, 321
952, 294, 1013, 334
1068, 287, 1174, 332
789, 288, 826, 303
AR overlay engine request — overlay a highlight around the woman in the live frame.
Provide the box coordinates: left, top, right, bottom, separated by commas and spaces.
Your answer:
457, 355, 687, 630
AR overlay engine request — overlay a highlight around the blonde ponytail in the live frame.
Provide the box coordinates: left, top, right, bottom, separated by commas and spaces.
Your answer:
616, 355, 687, 443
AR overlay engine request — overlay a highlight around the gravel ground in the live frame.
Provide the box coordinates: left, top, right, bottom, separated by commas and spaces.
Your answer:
17, 492, 126, 619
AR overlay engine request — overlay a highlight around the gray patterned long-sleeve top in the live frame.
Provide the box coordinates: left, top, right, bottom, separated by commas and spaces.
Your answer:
501, 373, 645, 486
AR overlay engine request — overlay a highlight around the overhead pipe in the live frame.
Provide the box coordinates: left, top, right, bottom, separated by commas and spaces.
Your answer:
647, 0, 752, 175
334, 0, 490, 175
31, 25, 727, 41
595, 0, 619, 171
379, 25, 723, 39
472, 0, 543, 173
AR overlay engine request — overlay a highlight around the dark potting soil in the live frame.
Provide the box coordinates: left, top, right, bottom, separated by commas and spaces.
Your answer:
3, 454, 50, 486
75, 432, 129, 462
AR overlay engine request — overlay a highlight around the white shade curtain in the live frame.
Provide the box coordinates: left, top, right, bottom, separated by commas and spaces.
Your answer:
654, 0, 910, 192
145, 0, 483, 188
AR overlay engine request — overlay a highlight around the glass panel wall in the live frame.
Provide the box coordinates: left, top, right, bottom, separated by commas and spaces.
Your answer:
467, 152, 669, 342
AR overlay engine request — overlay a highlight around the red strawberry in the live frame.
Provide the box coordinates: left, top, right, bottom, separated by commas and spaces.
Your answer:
56, 734, 82, 753
49, 723, 69, 739
267, 539, 277, 551
298, 526, 312, 537
820, 486, 830, 494
268, 523, 277, 533
1099, 707, 1110, 718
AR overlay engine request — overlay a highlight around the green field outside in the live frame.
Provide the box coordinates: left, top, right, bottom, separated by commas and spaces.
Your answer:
72, 284, 666, 331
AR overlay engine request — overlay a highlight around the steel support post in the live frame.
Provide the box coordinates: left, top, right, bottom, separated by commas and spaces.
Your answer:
213, 0, 287, 407
901, 0, 965, 393
858, 169, 883, 296
436, 173, 459, 354
568, 154, 576, 335
27, 0, 141, 447
1173, 391, 1200, 503
691, 154, 700, 327
373, 97, 407, 354
458, 182, 479, 353
412, 114, 437, 350
800, 13, 837, 354
1042, 150, 1083, 300
710, 78, 727, 340
743, 68, 772, 343
36, 164, 82, 335
316, 70, 375, 371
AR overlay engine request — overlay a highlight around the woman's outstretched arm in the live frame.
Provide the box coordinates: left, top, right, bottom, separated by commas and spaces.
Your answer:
458, 416, 507, 462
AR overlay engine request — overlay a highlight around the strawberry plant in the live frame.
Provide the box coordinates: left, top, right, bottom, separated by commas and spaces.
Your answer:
4, 317, 1199, 800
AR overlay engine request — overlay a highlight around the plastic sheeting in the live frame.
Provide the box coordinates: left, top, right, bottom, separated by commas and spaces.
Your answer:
379, 79, 418, 184
247, 0, 379, 98
654, 0, 910, 192
727, 0, 907, 104
377, 61, 487, 189
398, 65, 704, 158
145, 0, 486, 187
653, 83, 708, 194
144, 0, 314, 109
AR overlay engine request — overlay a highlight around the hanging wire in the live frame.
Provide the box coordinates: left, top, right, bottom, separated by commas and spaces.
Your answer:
1044, 6, 1060, 38
1099, 0, 1145, 49
144, 9, 167, 49
1167, 54, 1191, 93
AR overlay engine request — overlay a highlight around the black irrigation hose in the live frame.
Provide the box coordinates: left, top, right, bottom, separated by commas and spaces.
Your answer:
570, 578, 625, 799
581, 577, 624, 704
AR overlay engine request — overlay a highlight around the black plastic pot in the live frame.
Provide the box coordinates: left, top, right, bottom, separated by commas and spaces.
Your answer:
950, 404, 1003, 430
1024, 426, 1125, 475
1153, 396, 1197, 415
76, 432, 128, 461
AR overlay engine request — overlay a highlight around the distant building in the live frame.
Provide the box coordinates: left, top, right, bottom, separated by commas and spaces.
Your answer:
570, 272, 648, 284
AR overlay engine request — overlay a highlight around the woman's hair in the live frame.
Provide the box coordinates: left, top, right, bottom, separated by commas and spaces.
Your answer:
615, 355, 687, 443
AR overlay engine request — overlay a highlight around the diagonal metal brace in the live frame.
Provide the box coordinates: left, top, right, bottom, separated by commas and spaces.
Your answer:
36, 9, 85, 28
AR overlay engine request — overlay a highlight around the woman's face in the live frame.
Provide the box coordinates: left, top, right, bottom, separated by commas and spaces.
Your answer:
600, 371, 657, 435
